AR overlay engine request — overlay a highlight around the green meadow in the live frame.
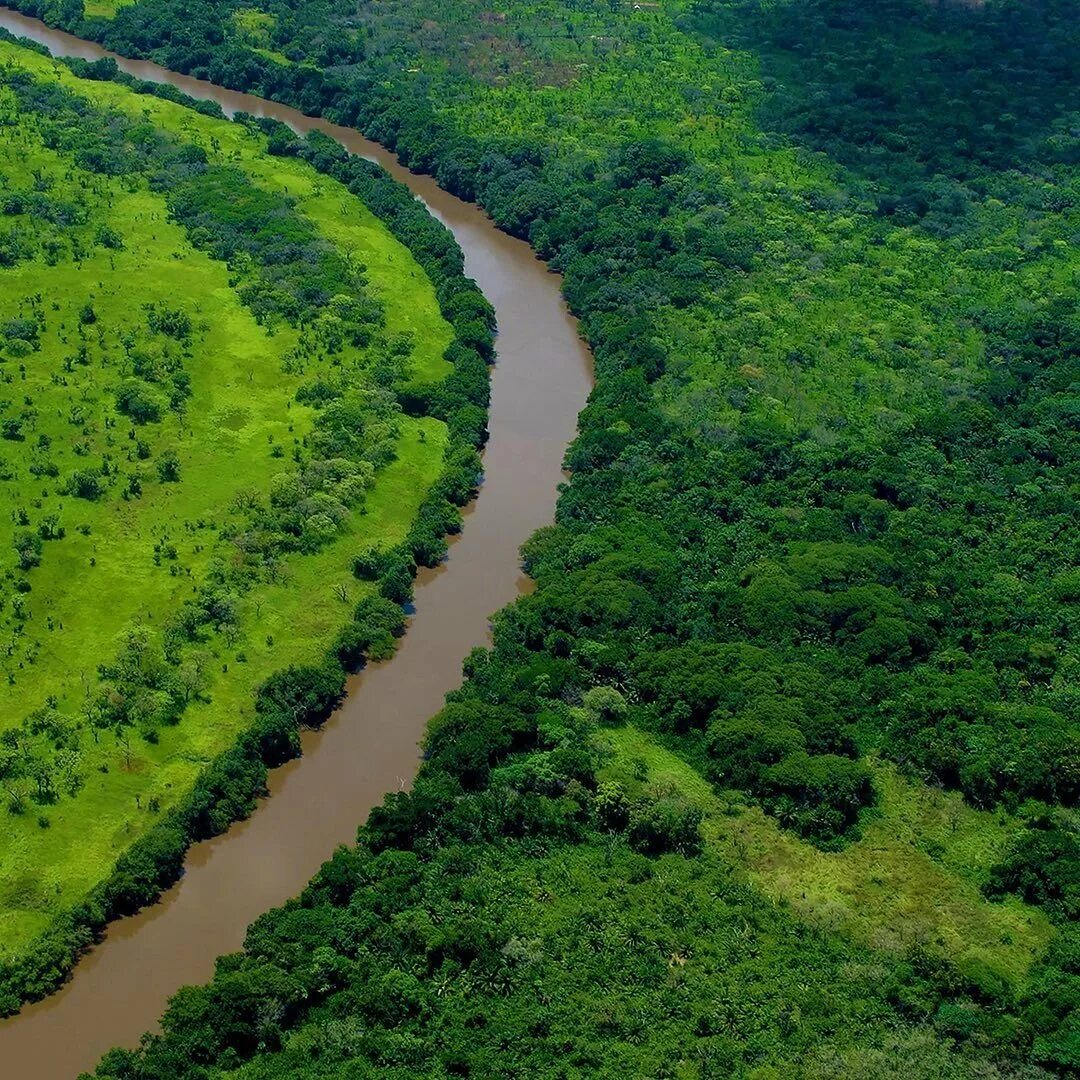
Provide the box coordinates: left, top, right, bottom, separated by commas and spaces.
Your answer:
82, 0, 134, 18
0, 41, 453, 959
597, 725, 1053, 994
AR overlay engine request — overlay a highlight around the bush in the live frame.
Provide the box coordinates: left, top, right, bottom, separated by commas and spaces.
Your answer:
985, 813, 1080, 914
352, 546, 393, 580
582, 686, 627, 723
706, 716, 805, 789
115, 379, 164, 424
256, 663, 345, 727
156, 451, 181, 482
66, 469, 104, 500
423, 701, 518, 789
378, 553, 417, 605
104, 825, 188, 917
333, 596, 407, 667
13, 528, 42, 570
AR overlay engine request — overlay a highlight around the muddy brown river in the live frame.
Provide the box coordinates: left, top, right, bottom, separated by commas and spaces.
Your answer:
0, 9, 593, 1077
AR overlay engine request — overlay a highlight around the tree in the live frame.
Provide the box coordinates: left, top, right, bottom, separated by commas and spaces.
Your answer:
156, 451, 181, 483
582, 685, 627, 724
13, 529, 42, 571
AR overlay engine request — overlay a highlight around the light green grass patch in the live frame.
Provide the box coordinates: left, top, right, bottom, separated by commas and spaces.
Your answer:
597, 725, 1054, 989
0, 419, 445, 952
82, 0, 135, 19
230, 9, 293, 66
0, 43, 453, 386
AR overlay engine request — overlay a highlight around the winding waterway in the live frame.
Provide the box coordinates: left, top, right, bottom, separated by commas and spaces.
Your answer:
0, 9, 594, 1076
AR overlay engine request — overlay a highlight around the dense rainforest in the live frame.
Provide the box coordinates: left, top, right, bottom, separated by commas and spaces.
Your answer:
0, 0, 1075, 1074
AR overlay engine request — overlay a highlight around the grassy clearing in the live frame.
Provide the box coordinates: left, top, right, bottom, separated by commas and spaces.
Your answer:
597, 725, 1054, 990
229, 8, 293, 65
82, 0, 135, 19
0, 42, 454, 959
0, 419, 444, 950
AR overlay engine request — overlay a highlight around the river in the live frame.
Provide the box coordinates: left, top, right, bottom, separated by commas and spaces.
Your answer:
0, 8, 594, 1077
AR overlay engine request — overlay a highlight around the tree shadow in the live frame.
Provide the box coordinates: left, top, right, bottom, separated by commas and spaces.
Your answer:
686, 0, 1079, 206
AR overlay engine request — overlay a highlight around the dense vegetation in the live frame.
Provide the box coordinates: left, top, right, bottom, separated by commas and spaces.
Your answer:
0, 36, 492, 1013
1, 0, 1076, 1073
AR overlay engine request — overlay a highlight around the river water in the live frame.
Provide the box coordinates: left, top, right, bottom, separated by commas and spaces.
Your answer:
0, 9, 593, 1077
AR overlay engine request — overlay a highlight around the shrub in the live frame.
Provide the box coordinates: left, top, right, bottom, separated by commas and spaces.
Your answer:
115, 379, 164, 425
13, 528, 42, 570
66, 469, 104, 500
706, 716, 805, 789
156, 451, 181, 482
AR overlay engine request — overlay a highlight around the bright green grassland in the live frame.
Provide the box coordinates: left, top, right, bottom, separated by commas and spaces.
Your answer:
229, 9, 292, 65
0, 42, 451, 957
82, 0, 134, 19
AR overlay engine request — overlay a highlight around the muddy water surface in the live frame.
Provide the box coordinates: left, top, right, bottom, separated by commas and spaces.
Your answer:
0, 10, 593, 1076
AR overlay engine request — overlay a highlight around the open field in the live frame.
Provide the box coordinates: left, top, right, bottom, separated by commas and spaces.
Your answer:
82, 0, 134, 18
